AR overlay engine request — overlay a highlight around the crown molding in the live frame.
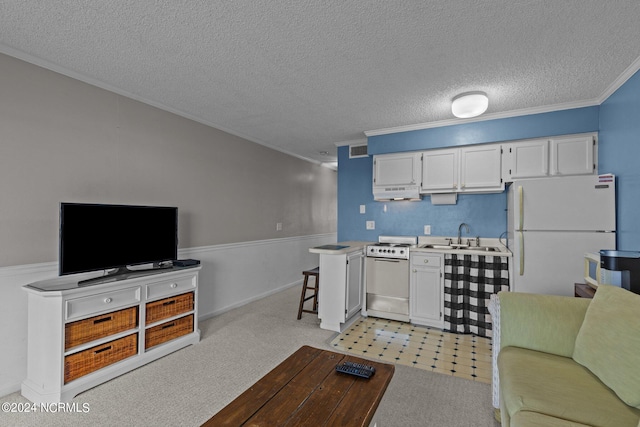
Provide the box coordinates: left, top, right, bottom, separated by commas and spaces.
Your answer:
364, 99, 600, 137
597, 55, 640, 103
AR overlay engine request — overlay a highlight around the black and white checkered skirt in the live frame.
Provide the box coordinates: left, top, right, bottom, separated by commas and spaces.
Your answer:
443, 254, 509, 338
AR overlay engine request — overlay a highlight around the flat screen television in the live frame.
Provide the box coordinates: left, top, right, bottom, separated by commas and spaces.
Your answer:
59, 202, 178, 277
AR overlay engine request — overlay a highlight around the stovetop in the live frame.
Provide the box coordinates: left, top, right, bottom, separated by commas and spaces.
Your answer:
367, 236, 417, 259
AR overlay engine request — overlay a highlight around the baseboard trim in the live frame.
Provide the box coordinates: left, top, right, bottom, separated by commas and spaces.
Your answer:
198, 279, 303, 322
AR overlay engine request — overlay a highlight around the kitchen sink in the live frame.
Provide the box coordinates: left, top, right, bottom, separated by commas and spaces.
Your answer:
420, 244, 454, 249
420, 244, 500, 252
468, 246, 500, 252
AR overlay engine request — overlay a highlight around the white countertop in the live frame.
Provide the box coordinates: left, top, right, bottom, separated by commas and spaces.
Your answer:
308, 238, 511, 256
309, 241, 372, 255
413, 236, 512, 257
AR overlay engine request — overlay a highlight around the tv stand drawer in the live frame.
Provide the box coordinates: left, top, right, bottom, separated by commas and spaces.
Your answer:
146, 275, 196, 300
65, 306, 139, 350
64, 333, 138, 384
145, 315, 194, 350
146, 292, 194, 324
66, 287, 141, 321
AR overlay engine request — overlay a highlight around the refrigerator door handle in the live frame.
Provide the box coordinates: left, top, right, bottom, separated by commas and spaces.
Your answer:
518, 231, 524, 276
518, 185, 524, 231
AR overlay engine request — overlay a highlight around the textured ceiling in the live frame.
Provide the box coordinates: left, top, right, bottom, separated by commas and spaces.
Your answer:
2, 1, 640, 164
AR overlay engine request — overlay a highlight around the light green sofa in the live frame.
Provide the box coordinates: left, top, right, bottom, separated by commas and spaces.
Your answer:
496, 285, 640, 427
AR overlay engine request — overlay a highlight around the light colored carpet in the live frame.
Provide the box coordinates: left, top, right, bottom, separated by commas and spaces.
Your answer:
1, 286, 500, 426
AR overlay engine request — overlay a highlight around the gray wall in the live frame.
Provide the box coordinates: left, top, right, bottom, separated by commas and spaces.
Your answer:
0, 53, 337, 267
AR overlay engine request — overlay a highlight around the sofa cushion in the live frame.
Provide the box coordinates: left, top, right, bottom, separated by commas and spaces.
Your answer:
573, 285, 640, 408
500, 292, 589, 357
511, 411, 591, 427
499, 346, 640, 427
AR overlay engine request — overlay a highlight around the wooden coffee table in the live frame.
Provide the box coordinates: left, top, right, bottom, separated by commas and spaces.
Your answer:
202, 345, 395, 426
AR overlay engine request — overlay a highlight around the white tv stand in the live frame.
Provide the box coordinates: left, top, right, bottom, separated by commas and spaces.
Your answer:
21, 265, 201, 404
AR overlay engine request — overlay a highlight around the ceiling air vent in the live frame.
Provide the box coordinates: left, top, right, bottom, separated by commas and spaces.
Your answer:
349, 144, 368, 159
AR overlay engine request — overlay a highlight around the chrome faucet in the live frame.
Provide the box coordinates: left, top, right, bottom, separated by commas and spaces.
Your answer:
457, 223, 470, 244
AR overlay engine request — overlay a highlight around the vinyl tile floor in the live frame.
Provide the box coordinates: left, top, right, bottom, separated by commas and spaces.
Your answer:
329, 317, 493, 384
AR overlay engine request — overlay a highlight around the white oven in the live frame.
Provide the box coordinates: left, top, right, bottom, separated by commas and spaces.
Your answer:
364, 235, 416, 322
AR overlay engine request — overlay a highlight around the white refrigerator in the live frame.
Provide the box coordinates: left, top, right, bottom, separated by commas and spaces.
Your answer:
507, 175, 616, 296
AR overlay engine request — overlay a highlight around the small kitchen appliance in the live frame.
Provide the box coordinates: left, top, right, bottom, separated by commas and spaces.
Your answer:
599, 250, 640, 295
365, 235, 417, 322
584, 252, 622, 288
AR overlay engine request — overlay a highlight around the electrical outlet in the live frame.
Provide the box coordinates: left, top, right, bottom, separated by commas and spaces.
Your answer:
424, 225, 431, 235
366, 221, 375, 230
276, 222, 282, 231
360, 205, 366, 214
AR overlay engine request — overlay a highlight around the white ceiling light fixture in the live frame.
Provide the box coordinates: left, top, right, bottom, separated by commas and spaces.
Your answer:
451, 91, 489, 118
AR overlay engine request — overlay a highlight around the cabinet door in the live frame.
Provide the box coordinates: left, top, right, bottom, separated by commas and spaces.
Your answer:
345, 251, 363, 319
460, 145, 503, 191
373, 152, 420, 187
549, 135, 595, 176
421, 148, 458, 193
410, 254, 443, 327
504, 139, 549, 180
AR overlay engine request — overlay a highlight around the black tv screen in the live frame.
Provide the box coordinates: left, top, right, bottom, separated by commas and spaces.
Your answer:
59, 203, 178, 276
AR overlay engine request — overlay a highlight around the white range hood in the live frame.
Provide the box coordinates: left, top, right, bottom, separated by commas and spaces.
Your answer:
372, 152, 422, 201
372, 184, 421, 201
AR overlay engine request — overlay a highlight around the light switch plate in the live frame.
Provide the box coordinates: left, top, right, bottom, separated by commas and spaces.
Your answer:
424, 225, 431, 235
366, 221, 375, 230
360, 205, 366, 214
276, 222, 283, 231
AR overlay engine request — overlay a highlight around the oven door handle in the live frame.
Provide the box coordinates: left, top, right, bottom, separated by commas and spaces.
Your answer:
371, 258, 402, 263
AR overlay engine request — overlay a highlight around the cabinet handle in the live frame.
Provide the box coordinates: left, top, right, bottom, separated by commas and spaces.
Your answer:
94, 316, 112, 325
163, 300, 176, 306
161, 322, 176, 330
104, 298, 112, 304
170, 283, 178, 289
423, 259, 429, 264
94, 345, 112, 355
412, 269, 417, 273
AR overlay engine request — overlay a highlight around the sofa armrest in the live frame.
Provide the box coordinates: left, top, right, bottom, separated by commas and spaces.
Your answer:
499, 291, 590, 357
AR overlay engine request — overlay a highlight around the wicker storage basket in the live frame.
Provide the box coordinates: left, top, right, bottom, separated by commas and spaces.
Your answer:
145, 315, 193, 350
146, 292, 194, 324
64, 333, 138, 384
65, 306, 138, 350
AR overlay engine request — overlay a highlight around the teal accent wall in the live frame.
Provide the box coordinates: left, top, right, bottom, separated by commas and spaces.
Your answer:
599, 70, 640, 250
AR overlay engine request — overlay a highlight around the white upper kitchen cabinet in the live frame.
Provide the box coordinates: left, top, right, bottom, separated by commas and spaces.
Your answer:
503, 133, 596, 181
372, 152, 422, 200
502, 139, 550, 180
459, 145, 503, 192
421, 145, 503, 194
420, 148, 459, 192
549, 135, 596, 176
373, 152, 421, 187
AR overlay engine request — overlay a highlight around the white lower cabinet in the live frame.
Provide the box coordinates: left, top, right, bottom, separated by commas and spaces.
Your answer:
318, 248, 364, 332
410, 253, 444, 328
345, 250, 364, 320
21, 266, 201, 404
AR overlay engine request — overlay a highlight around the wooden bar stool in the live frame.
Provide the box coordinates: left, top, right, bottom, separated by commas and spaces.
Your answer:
297, 267, 319, 319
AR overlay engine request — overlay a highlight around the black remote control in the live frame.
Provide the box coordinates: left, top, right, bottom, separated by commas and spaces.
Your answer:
335, 361, 376, 379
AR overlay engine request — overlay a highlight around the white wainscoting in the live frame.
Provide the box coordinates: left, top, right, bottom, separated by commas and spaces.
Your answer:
0, 233, 336, 398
